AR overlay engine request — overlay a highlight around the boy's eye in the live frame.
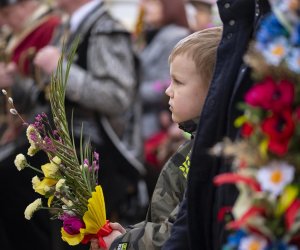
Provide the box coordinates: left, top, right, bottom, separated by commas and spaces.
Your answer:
173, 79, 183, 85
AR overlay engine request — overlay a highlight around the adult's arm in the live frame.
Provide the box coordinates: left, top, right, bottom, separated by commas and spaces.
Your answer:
64, 32, 136, 116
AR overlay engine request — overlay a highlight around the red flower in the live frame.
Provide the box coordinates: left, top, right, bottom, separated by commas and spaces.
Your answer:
285, 199, 300, 230
241, 122, 254, 138
261, 110, 295, 156
245, 77, 294, 113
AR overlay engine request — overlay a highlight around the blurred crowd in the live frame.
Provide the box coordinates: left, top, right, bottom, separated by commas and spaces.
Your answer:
0, 0, 219, 249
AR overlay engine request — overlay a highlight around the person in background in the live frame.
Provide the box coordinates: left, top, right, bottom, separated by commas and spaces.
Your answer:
34, 0, 147, 238
163, 1, 271, 249
0, 0, 61, 249
90, 26, 222, 250
136, 0, 190, 195
187, 0, 216, 31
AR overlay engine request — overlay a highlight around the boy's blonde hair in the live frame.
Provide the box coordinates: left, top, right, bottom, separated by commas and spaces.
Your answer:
169, 26, 223, 85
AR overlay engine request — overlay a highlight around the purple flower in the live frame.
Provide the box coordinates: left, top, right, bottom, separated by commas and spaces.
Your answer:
35, 114, 43, 122
93, 151, 99, 161
61, 214, 85, 235
42, 136, 56, 152
93, 151, 100, 170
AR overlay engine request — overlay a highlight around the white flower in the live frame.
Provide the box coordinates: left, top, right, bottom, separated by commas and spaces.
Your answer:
55, 179, 66, 192
257, 161, 294, 197
261, 36, 290, 66
209, 142, 224, 156
2, 89, 7, 95
239, 235, 267, 250
286, 48, 300, 73
14, 154, 27, 171
24, 198, 42, 220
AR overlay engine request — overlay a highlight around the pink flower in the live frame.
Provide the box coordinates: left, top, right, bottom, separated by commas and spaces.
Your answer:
245, 77, 294, 113
61, 214, 85, 235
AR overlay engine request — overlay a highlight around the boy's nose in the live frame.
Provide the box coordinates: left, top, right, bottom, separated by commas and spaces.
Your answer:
165, 85, 172, 97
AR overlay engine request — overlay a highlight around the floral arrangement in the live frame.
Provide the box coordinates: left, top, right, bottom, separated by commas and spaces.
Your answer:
2, 43, 112, 248
211, 1, 300, 249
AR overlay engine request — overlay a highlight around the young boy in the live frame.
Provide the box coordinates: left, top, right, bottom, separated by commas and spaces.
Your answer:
91, 26, 223, 250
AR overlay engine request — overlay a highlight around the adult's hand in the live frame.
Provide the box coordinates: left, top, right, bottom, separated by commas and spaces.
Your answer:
34, 46, 61, 74
0, 62, 17, 88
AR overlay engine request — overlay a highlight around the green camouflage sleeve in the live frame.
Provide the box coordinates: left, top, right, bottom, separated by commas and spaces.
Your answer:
110, 140, 192, 250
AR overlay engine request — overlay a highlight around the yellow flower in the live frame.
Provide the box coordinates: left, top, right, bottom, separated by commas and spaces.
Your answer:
259, 138, 268, 160
234, 115, 247, 128
14, 154, 27, 171
61, 228, 84, 246
48, 195, 54, 207
41, 161, 59, 178
24, 198, 42, 220
33, 178, 57, 195
275, 185, 298, 217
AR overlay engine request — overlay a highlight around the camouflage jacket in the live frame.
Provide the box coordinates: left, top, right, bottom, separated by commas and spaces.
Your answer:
110, 120, 197, 250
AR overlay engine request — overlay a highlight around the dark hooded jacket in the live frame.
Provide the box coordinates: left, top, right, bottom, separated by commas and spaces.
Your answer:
163, 0, 271, 249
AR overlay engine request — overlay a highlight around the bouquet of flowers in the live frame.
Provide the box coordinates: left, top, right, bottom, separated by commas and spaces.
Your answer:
2, 43, 112, 248
211, 1, 300, 249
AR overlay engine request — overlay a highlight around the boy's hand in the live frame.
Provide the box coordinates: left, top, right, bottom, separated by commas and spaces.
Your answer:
90, 222, 126, 250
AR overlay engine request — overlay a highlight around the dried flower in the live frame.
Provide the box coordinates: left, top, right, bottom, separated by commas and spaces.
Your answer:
27, 145, 39, 157
55, 179, 66, 192
13, 41, 108, 247
14, 154, 27, 171
24, 198, 42, 220
32, 176, 41, 190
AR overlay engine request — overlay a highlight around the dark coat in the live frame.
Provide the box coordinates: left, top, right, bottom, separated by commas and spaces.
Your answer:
163, 0, 270, 249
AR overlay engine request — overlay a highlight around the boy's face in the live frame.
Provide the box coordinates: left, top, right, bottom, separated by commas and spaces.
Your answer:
166, 54, 208, 124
